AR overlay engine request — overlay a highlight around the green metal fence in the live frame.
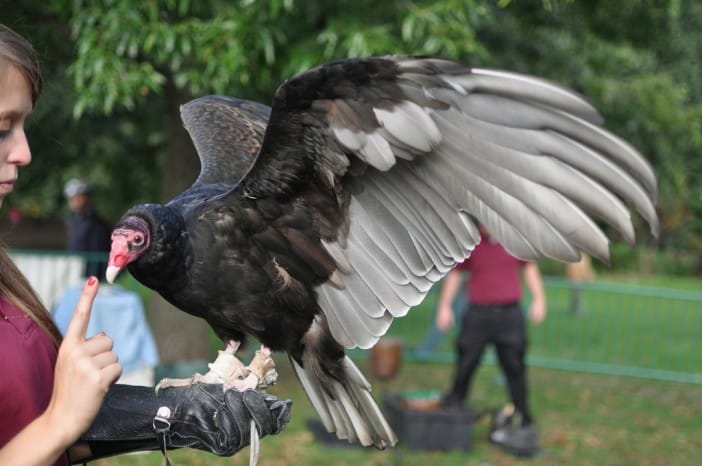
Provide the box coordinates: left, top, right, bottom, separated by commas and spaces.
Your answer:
382, 277, 702, 385
11, 249, 702, 384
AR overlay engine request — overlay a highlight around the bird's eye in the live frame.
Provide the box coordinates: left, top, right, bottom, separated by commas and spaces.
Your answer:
133, 235, 144, 246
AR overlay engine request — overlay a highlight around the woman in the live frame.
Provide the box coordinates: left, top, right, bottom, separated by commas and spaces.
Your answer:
0, 24, 289, 465
0, 22, 120, 465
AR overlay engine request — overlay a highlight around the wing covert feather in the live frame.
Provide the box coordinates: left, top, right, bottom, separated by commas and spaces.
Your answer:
180, 95, 270, 189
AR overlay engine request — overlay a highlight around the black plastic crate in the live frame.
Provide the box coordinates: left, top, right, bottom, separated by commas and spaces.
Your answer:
383, 392, 475, 451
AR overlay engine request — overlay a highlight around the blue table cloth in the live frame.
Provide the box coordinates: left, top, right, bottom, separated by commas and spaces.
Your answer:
53, 285, 160, 374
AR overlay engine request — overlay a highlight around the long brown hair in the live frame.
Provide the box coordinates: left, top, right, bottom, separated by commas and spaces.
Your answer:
1, 24, 60, 347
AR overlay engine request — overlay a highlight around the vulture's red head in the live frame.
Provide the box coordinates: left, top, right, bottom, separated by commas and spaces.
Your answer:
106, 215, 151, 284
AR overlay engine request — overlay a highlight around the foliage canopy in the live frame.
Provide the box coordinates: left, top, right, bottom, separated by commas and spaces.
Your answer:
4, 0, 701, 268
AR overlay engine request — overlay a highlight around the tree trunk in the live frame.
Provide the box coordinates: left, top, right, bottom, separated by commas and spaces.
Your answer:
147, 81, 212, 364
147, 292, 213, 364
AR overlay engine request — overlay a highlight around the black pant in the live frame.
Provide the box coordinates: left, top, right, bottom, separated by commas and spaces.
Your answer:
446, 302, 533, 424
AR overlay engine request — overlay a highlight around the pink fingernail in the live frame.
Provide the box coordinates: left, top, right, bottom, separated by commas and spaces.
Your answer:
88, 277, 97, 286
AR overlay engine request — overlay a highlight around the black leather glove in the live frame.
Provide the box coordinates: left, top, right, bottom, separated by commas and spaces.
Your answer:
78, 383, 291, 464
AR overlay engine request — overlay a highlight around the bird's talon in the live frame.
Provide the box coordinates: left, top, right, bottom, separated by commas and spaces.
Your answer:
245, 346, 278, 389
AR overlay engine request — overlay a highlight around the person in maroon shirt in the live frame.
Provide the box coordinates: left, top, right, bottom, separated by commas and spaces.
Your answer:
0, 23, 289, 465
435, 225, 546, 457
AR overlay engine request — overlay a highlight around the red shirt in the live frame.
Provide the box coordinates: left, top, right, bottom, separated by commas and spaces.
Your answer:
0, 297, 69, 466
457, 235, 527, 305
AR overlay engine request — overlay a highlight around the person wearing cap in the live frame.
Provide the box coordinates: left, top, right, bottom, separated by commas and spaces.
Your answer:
63, 178, 111, 280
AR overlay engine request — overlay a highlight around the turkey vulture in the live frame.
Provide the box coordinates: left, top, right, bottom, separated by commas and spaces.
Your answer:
106, 56, 659, 449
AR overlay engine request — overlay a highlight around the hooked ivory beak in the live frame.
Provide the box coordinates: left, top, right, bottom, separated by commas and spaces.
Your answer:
105, 265, 121, 284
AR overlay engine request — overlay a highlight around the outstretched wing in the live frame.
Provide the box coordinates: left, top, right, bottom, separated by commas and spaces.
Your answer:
239, 56, 659, 350
181, 95, 270, 190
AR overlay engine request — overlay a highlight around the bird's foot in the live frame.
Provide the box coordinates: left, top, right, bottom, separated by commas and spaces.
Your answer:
225, 345, 278, 391
155, 371, 222, 392
154, 340, 248, 392
154, 342, 277, 393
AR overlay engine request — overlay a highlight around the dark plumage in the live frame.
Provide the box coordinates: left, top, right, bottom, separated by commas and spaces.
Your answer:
107, 56, 659, 449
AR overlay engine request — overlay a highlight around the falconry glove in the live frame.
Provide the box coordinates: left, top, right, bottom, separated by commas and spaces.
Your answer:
77, 383, 291, 465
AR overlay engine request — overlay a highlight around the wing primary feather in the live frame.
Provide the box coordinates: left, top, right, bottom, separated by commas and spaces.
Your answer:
465, 69, 604, 124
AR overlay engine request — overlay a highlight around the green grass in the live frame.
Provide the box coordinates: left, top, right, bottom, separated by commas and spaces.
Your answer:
90, 358, 701, 466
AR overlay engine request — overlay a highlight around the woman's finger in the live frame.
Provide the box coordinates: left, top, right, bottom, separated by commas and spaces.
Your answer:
81, 333, 115, 355
63, 277, 99, 342
102, 362, 123, 385
91, 350, 119, 370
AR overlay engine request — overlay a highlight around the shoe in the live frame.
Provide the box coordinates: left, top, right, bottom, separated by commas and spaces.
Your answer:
491, 403, 515, 431
490, 423, 540, 458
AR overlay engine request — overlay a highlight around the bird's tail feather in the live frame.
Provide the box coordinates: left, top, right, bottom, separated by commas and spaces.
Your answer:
289, 354, 397, 449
